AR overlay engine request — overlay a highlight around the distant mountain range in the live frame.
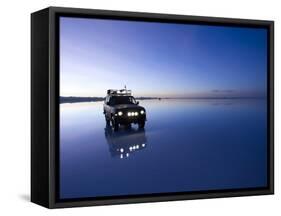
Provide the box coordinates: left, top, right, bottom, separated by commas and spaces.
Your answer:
60, 96, 105, 103
60, 96, 265, 104
60, 96, 162, 103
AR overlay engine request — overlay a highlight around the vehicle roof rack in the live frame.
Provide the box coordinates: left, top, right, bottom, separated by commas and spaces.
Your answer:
107, 89, 132, 96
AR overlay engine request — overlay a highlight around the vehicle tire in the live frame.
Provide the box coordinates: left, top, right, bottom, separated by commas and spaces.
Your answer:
138, 121, 145, 129
105, 115, 110, 125
111, 117, 119, 131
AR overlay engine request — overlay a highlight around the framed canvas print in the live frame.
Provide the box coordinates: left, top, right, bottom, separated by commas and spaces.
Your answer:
31, 6, 274, 208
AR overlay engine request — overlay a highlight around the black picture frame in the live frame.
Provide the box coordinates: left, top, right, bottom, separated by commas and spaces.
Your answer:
31, 6, 274, 208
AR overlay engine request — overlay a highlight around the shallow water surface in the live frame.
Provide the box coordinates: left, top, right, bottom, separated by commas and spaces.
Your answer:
60, 99, 267, 199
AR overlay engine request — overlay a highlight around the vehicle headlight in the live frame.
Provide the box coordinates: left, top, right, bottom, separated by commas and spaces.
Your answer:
127, 112, 139, 116
118, 111, 123, 116
140, 110, 145, 114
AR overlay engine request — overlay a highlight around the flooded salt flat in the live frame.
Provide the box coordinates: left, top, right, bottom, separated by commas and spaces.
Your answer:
59, 99, 267, 199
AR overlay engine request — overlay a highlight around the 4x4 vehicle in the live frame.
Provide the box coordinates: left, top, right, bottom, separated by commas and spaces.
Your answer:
103, 88, 146, 131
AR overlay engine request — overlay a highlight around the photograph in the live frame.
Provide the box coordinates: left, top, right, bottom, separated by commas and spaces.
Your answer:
59, 16, 268, 200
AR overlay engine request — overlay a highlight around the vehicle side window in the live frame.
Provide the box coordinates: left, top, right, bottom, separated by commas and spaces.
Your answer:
105, 96, 110, 104
109, 97, 115, 105
130, 97, 136, 104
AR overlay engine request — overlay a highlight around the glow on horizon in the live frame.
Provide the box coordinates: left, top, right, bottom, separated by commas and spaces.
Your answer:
60, 89, 266, 98
60, 17, 267, 98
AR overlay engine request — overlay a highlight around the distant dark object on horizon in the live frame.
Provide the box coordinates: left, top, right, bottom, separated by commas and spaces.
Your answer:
60, 96, 105, 103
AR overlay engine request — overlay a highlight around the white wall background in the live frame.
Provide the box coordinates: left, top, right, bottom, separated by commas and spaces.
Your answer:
0, 0, 279, 215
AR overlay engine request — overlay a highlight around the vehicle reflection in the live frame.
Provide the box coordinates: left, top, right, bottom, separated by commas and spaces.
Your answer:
104, 125, 148, 159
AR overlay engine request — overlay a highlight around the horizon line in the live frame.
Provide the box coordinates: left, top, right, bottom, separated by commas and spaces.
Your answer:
60, 95, 266, 99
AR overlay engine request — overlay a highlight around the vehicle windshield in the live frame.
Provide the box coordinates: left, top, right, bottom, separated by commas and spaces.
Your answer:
109, 96, 137, 105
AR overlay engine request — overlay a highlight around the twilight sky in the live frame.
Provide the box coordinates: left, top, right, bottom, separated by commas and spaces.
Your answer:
60, 17, 267, 98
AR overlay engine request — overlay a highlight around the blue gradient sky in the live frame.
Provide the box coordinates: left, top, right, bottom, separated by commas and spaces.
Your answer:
60, 17, 267, 97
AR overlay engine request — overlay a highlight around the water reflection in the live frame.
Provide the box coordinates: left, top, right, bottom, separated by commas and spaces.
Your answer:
104, 125, 147, 159
60, 99, 267, 199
